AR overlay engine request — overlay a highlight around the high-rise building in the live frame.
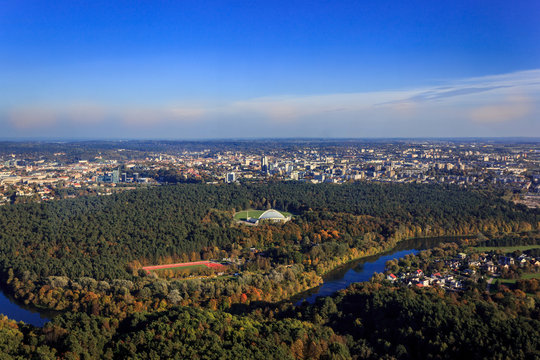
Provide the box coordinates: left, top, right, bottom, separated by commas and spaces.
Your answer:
111, 169, 120, 183
261, 156, 269, 174
226, 172, 236, 183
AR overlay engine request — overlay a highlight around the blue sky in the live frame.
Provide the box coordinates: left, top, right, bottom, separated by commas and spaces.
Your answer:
1, 1, 539, 139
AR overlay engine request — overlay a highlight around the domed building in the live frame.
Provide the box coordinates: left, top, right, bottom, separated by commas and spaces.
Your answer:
245, 209, 291, 225
258, 209, 287, 222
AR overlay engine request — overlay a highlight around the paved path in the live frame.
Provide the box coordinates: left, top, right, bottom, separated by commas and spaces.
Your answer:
487, 277, 494, 292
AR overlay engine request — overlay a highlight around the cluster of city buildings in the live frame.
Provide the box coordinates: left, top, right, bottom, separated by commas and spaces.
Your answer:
0, 156, 154, 204
1, 140, 538, 206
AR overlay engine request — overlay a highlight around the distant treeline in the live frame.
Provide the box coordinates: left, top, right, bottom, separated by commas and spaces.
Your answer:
477, 233, 540, 247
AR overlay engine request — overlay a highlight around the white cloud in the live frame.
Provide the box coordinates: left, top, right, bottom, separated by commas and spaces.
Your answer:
2, 69, 539, 137
209, 69, 540, 124
470, 95, 534, 123
8, 104, 107, 129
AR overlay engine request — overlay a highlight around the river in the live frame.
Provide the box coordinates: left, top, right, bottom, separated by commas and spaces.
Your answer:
0, 288, 52, 327
0, 236, 460, 326
294, 236, 459, 305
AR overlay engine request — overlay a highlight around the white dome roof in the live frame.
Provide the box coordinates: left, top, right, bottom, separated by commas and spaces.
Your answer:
258, 209, 285, 220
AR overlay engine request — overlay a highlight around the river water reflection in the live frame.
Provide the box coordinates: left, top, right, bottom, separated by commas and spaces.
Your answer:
0, 287, 52, 326
294, 237, 461, 305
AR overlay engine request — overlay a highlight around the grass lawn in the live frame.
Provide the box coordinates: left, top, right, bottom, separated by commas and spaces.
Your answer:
234, 209, 292, 221
522, 273, 540, 280
472, 245, 540, 253
496, 273, 540, 285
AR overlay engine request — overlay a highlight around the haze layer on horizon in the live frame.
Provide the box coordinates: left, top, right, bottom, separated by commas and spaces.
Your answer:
1, 1, 539, 139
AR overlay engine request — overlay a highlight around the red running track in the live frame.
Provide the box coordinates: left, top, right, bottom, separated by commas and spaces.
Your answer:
142, 261, 226, 272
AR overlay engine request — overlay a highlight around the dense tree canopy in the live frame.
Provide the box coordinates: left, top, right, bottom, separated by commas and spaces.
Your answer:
0, 182, 538, 359
1, 279, 538, 360
0, 182, 536, 282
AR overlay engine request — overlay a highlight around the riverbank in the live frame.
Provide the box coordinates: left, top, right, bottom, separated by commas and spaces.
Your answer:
316, 235, 472, 278
0, 286, 56, 326
0, 233, 523, 326
291, 236, 465, 305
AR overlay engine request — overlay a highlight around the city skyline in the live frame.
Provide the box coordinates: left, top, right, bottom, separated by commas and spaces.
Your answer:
1, 1, 539, 139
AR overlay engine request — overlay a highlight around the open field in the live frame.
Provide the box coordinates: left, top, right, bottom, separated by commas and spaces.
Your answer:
497, 272, 540, 285
234, 209, 292, 221
472, 245, 540, 253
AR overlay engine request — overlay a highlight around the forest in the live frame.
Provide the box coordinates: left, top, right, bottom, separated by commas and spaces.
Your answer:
1, 271, 538, 359
0, 182, 538, 358
0, 182, 536, 280
0, 183, 538, 314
